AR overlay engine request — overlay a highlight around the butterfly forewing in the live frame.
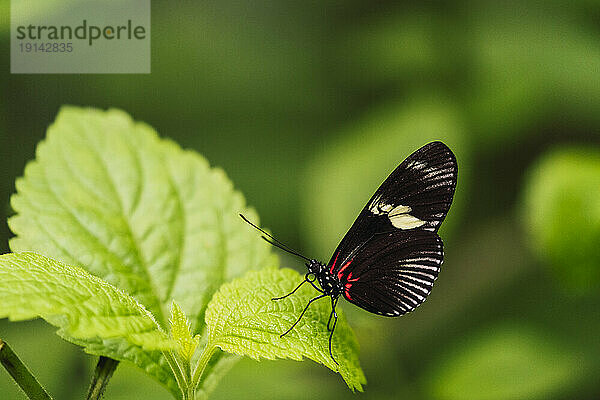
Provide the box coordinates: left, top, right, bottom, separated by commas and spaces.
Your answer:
338, 230, 443, 316
328, 141, 457, 270
381, 141, 457, 232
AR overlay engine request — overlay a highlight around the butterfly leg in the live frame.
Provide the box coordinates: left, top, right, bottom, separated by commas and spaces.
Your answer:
327, 297, 338, 331
280, 293, 327, 337
328, 297, 339, 365
272, 278, 307, 301
272, 273, 322, 301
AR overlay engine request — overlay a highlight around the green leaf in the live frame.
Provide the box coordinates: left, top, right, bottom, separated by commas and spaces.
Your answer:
523, 147, 600, 293
426, 324, 585, 400
0, 252, 174, 349
204, 267, 366, 392
0, 252, 178, 395
8, 106, 278, 397
170, 301, 199, 362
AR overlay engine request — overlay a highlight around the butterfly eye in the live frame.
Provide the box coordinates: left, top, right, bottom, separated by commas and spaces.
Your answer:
306, 272, 316, 282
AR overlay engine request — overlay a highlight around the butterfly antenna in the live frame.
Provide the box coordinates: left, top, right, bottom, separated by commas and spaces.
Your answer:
239, 214, 311, 262
261, 236, 312, 262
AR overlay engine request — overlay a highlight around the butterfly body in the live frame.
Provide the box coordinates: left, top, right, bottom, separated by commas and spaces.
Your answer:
307, 260, 344, 298
242, 141, 457, 366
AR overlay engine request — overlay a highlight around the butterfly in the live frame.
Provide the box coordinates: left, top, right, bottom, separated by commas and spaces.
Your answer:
241, 141, 457, 365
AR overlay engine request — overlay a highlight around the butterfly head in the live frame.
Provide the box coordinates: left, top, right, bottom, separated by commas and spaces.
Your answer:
306, 259, 325, 275
306, 259, 343, 296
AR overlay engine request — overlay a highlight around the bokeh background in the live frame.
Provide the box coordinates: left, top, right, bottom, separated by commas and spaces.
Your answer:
1, 1, 600, 399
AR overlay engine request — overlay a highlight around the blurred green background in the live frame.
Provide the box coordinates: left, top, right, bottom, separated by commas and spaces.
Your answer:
1, 1, 600, 399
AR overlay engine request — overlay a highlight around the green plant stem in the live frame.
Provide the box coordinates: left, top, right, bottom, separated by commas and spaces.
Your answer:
0, 338, 53, 400
86, 356, 119, 400
181, 358, 193, 400
190, 344, 217, 393
162, 350, 188, 398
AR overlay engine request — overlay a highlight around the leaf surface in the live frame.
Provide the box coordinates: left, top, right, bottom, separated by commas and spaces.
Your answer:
205, 267, 366, 391
0, 252, 180, 392
169, 301, 199, 362
8, 106, 278, 397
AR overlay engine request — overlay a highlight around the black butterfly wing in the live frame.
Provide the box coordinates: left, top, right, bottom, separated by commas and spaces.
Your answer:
336, 230, 443, 317
328, 141, 457, 270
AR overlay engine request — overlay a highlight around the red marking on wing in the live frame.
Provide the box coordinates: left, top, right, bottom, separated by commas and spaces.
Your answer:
329, 252, 340, 274
346, 271, 360, 282
344, 289, 353, 300
336, 258, 354, 280
344, 271, 360, 300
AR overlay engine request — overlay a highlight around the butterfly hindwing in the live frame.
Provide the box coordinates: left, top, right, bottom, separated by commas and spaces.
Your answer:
328, 141, 457, 270
335, 229, 443, 316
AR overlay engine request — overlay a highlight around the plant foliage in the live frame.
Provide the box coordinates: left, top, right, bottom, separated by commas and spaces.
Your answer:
3, 107, 364, 398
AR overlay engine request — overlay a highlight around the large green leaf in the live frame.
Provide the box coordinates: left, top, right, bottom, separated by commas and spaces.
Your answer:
8, 106, 278, 397
204, 267, 366, 392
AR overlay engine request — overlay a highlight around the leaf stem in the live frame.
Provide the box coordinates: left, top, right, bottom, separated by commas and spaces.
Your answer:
181, 358, 193, 400
86, 356, 119, 400
162, 350, 188, 398
190, 344, 217, 393
0, 338, 53, 400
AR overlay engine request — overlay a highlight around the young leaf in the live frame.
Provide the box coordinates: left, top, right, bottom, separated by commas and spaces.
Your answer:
204, 267, 366, 392
8, 106, 278, 397
170, 301, 199, 362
